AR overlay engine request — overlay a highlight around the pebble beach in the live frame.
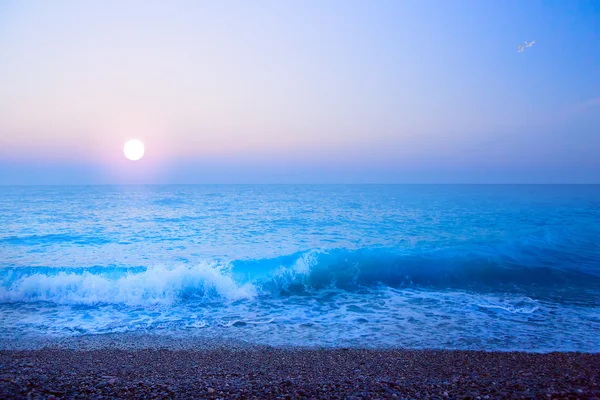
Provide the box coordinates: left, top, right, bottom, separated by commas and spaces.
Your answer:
1, 346, 598, 399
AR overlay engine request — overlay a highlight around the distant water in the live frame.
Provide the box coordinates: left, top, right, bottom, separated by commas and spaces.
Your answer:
1, 185, 599, 352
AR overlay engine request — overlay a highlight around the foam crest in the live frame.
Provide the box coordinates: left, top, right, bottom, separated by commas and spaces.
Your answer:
0, 263, 256, 306
259, 250, 320, 294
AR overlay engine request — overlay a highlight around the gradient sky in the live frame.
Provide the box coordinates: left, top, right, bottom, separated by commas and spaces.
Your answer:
0, 0, 599, 184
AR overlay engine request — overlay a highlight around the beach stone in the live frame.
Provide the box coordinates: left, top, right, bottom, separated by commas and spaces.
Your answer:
0, 348, 598, 399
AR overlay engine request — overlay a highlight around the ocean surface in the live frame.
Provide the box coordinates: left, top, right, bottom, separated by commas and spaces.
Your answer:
0, 185, 599, 352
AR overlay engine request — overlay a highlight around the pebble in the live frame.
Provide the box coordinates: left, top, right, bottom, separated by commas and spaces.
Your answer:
0, 348, 597, 399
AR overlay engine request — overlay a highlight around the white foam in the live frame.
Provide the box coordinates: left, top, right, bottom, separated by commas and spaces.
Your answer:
474, 296, 540, 314
0, 263, 257, 306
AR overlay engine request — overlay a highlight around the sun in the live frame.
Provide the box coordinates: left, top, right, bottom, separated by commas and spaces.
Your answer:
123, 139, 145, 161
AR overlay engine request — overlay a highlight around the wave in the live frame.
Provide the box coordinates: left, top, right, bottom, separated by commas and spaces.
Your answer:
1, 246, 599, 306
0, 263, 256, 305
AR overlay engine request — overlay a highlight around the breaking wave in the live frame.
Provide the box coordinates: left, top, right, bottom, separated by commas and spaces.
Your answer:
1, 247, 598, 306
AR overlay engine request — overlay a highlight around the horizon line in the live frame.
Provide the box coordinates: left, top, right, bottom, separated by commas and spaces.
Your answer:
1, 183, 599, 187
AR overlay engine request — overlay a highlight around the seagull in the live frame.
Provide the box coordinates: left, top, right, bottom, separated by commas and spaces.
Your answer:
517, 44, 524, 52
525, 40, 536, 47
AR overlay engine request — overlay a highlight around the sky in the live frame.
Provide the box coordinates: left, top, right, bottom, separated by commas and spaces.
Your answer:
0, 0, 599, 184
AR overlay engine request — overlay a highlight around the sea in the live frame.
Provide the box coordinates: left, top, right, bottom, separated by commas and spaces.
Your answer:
0, 185, 599, 352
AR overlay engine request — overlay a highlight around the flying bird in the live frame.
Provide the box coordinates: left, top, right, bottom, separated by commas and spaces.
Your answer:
525, 40, 536, 47
517, 44, 524, 52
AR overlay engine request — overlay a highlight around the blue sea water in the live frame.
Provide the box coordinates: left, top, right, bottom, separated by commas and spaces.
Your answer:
0, 185, 599, 351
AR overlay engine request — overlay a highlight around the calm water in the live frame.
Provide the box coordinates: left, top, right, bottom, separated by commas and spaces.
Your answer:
1, 185, 599, 351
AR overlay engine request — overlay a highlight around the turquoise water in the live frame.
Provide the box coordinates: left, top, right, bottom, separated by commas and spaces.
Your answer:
1, 185, 599, 351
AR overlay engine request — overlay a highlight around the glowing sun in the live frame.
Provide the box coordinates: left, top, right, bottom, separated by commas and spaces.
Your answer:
123, 139, 145, 161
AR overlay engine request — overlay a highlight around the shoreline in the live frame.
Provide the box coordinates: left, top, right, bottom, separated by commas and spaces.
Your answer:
3, 331, 599, 354
1, 346, 598, 399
